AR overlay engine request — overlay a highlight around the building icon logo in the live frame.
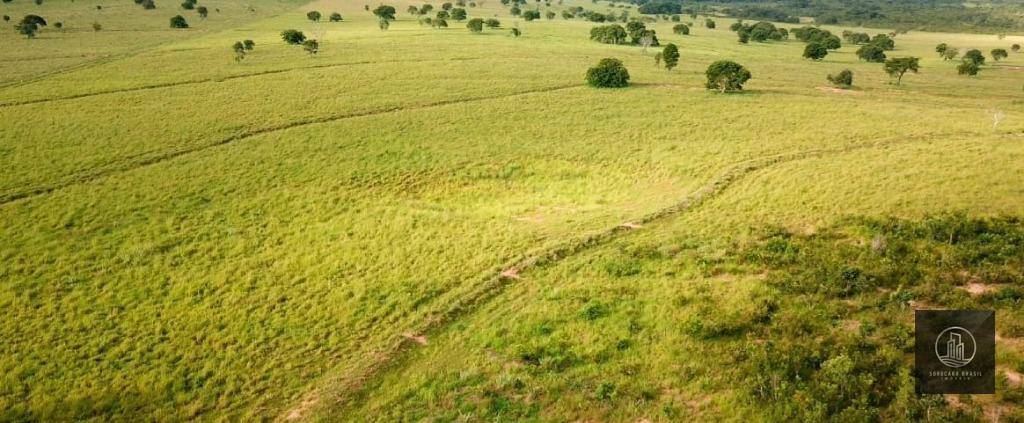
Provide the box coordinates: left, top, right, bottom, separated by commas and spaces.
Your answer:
935, 326, 976, 368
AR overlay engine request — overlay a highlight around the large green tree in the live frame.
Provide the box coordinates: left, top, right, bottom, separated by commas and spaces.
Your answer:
883, 57, 919, 85
705, 60, 751, 92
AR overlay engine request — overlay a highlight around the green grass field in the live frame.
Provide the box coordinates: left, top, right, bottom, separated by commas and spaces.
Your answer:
2, 0, 1024, 420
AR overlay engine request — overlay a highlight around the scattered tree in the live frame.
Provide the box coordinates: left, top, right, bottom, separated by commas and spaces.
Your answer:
142, 0, 156, 10
243, 39, 255, 50
991, 48, 1008, 61
466, 17, 484, 32
870, 33, 894, 50
169, 15, 188, 28
585, 57, 629, 88
433, 17, 447, 28
590, 24, 627, 44
329, 12, 342, 22
302, 39, 318, 54
935, 43, 948, 57
705, 60, 751, 92
942, 47, 959, 61
856, 44, 886, 62
180, 0, 195, 10
485, 18, 500, 28
522, 10, 540, 21
407, 5, 419, 15
1012, 44, 1020, 52
373, 5, 396, 30
661, 43, 679, 70
450, 7, 466, 20
704, 18, 714, 29
957, 59, 980, 76
92, 22, 102, 31
883, 57, 919, 85
963, 49, 985, 65
672, 23, 688, 35
510, 5, 520, 16
510, 27, 521, 37
803, 42, 828, 60
546, 11, 555, 19
436, 10, 449, 20
232, 41, 246, 61
307, 11, 321, 22
280, 29, 306, 44
827, 69, 853, 88
16, 21, 39, 38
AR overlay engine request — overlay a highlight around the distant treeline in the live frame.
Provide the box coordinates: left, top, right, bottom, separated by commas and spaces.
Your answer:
632, 0, 1024, 32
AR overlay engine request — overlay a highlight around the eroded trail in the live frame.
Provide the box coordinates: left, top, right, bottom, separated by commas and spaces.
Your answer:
277, 130, 984, 420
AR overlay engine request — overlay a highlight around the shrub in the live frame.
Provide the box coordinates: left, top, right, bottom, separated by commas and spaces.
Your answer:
963, 49, 985, 65
672, 23, 688, 35
449, 7, 466, 20
306, 11, 321, 21
232, 41, 246, 60
92, 22, 102, 31
432, 17, 447, 28
329, 12, 342, 22
705, 18, 715, 29
243, 39, 255, 50
935, 43, 948, 57
16, 21, 39, 38
436, 10, 449, 19
942, 47, 959, 60
466, 17, 484, 32
590, 24, 627, 44
373, 5, 396, 29
196, 6, 207, 17
661, 43, 679, 70
2, 16, 8, 22
958, 59, 980, 76
585, 58, 630, 88
856, 44, 886, 62
803, 42, 828, 60
827, 69, 853, 88
522, 10, 540, 21
485, 18, 500, 28
21, 14, 46, 26
705, 60, 751, 92
1012, 44, 1020, 52
142, 0, 155, 9
180, 0, 194, 9
510, 5, 520, 16
302, 39, 318, 54
510, 27, 521, 37
280, 29, 306, 44
169, 15, 188, 28
546, 11, 555, 19
991, 48, 1008, 61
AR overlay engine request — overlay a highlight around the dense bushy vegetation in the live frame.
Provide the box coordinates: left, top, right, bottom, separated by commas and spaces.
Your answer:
705, 60, 751, 92
586, 58, 630, 88
827, 69, 853, 88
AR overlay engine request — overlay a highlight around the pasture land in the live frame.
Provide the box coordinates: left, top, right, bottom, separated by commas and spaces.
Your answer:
1, 0, 1023, 419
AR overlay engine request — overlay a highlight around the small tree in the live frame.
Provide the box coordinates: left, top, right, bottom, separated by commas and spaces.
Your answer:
307, 11, 321, 21
856, 44, 886, 62
827, 69, 853, 88
803, 42, 828, 60
442, 2, 452, 10
485, 18, 500, 28
169, 15, 189, 28
546, 11, 555, 19
883, 57, 919, 85
991, 48, 1008, 61
232, 41, 246, 61
142, 0, 156, 10
302, 39, 319, 54
92, 22, 102, 31
704, 18, 714, 29
2, 16, 9, 22
522, 10, 540, 21
407, 5, 419, 15
963, 49, 985, 65
180, 0, 194, 9
935, 43, 948, 57
373, 5, 396, 30
450, 8, 466, 20
329, 12, 342, 22
585, 58, 629, 88
737, 30, 749, 44
672, 23, 688, 35
281, 29, 306, 44
510, 5, 521, 16
510, 27, 521, 37
942, 47, 959, 61
433, 17, 447, 28
661, 43, 679, 70
243, 39, 255, 50
1012, 44, 1020, 52
467, 18, 484, 32
436, 10, 449, 20
16, 21, 39, 38
705, 60, 751, 92
957, 59, 980, 76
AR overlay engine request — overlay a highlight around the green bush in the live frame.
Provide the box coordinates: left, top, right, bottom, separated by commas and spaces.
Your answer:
280, 29, 306, 44
827, 69, 853, 88
705, 60, 751, 92
169, 15, 188, 28
585, 58, 630, 88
